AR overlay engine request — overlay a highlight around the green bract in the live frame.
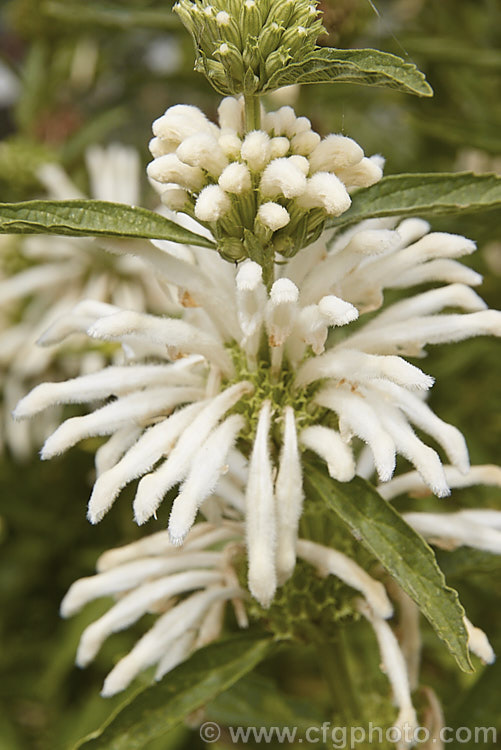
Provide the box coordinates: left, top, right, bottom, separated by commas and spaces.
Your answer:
174, 0, 326, 95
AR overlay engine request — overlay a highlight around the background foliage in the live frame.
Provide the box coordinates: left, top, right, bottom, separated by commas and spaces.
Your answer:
0, 1, 500, 748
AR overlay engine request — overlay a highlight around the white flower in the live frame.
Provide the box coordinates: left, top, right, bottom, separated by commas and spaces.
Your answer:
147, 97, 381, 262
15, 215, 501, 606
0, 144, 171, 459
61, 519, 398, 696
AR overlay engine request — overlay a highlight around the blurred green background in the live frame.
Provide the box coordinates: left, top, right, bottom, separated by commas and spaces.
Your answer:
0, 1, 500, 748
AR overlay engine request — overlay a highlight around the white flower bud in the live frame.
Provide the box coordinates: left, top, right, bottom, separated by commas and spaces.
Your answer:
177, 133, 228, 178
260, 158, 307, 199
257, 202, 291, 231
269, 137, 290, 159
288, 155, 310, 175
217, 97, 244, 133
240, 131, 271, 171
152, 104, 212, 144
271, 106, 297, 137
218, 132, 242, 159
147, 154, 205, 191
218, 162, 252, 194
216, 10, 230, 24
149, 137, 176, 158
337, 157, 383, 188
293, 116, 311, 135
298, 172, 351, 216
160, 188, 190, 211
290, 130, 321, 156
194, 185, 231, 222
309, 134, 364, 173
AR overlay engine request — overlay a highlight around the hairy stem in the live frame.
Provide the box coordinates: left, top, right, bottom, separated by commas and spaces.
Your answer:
244, 93, 261, 132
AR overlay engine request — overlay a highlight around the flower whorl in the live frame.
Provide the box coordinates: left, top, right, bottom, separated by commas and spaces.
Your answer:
147, 97, 382, 263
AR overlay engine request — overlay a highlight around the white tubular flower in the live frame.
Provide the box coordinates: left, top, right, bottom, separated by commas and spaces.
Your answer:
260, 157, 307, 199
60, 522, 247, 695
245, 401, 277, 607
0, 145, 172, 460
357, 599, 418, 748
147, 97, 375, 262
16, 206, 501, 601
194, 184, 231, 222
257, 202, 291, 231
464, 617, 495, 665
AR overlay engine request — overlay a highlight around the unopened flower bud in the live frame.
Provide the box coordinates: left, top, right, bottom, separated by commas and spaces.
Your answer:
218, 163, 252, 194
260, 158, 307, 199
194, 184, 231, 222
257, 202, 291, 231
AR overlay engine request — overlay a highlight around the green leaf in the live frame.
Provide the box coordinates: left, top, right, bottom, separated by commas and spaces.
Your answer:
266, 48, 432, 97
328, 172, 501, 229
74, 633, 273, 750
0, 200, 215, 248
304, 459, 472, 673
207, 672, 323, 729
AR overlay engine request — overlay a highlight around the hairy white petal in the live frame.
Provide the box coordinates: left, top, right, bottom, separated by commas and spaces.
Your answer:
168, 414, 245, 544
297, 172, 351, 216
95, 426, 143, 477
41, 386, 202, 460
260, 158, 307, 199
154, 630, 198, 680
88, 402, 204, 523
61, 551, 222, 616
88, 310, 233, 375
297, 540, 393, 619
265, 278, 299, 347
218, 162, 252, 193
300, 425, 355, 482
375, 382, 469, 473
177, 133, 228, 177
379, 464, 501, 500
133, 382, 252, 524
316, 387, 396, 481
339, 311, 501, 356
14, 362, 202, 418
257, 202, 290, 231
246, 401, 277, 607
240, 130, 271, 171
464, 617, 495, 664
404, 512, 501, 555
309, 134, 364, 173
370, 399, 450, 497
152, 104, 212, 142
101, 587, 240, 696
77, 569, 223, 667
358, 600, 417, 743
275, 407, 304, 585
295, 350, 433, 391
194, 185, 231, 222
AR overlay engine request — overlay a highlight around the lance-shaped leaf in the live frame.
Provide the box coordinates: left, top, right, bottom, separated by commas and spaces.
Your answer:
0, 200, 215, 248
74, 633, 273, 750
328, 172, 501, 229
304, 459, 472, 673
266, 48, 432, 97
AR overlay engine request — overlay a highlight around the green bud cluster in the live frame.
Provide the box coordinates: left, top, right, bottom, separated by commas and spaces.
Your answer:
174, 0, 325, 95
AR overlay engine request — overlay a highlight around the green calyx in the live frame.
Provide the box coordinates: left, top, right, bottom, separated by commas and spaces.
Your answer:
225, 343, 328, 453
174, 0, 325, 95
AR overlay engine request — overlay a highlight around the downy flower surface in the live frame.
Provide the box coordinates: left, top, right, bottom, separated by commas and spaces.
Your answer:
0, 144, 170, 458
15, 205, 501, 607
63, 484, 498, 746
147, 96, 382, 268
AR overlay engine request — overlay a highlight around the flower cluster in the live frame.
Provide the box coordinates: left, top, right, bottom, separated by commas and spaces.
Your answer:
147, 97, 382, 265
174, 0, 325, 95
0, 144, 170, 458
16, 207, 501, 608
63, 464, 500, 727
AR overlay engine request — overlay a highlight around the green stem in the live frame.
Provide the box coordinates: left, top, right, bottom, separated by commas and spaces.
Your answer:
244, 93, 261, 132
